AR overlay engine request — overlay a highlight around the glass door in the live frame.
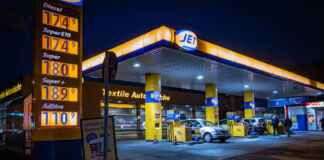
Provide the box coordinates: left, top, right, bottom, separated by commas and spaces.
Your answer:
316, 110, 324, 130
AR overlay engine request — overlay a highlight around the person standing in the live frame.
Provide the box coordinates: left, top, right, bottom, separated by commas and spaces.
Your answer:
284, 117, 292, 137
320, 117, 324, 131
272, 115, 279, 136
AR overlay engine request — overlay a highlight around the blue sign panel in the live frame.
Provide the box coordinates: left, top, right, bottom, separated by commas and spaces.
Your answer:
167, 113, 174, 120
264, 115, 273, 120
268, 98, 287, 107
145, 91, 161, 103
174, 112, 180, 120
226, 115, 239, 120
244, 101, 255, 109
288, 97, 309, 105
205, 97, 218, 107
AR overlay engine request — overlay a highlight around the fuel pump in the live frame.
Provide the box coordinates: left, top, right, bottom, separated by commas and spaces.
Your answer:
227, 112, 247, 136
264, 113, 273, 134
167, 110, 180, 141
226, 112, 237, 135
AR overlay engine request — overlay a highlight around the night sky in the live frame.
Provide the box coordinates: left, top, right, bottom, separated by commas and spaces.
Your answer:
0, 0, 324, 89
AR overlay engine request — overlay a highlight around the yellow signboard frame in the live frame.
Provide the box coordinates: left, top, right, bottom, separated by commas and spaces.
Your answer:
32, 0, 82, 141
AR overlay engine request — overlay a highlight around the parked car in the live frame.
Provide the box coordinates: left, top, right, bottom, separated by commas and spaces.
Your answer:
180, 119, 231, 143
240, 118, 266, 134
219, 119, 228, 129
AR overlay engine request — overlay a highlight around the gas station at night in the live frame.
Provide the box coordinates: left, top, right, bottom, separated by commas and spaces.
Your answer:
81, 25, 324, 136
1, 1, 324, 160
1, 25, 324, 159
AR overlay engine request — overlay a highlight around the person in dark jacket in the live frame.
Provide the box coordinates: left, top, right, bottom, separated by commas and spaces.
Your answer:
320, 117, 324, 131
272, 115, 279, 136
284, 117, 292, 137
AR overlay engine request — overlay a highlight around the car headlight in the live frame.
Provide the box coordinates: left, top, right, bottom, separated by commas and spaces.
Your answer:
216, 130, 229, 134
209, 129, 216, 134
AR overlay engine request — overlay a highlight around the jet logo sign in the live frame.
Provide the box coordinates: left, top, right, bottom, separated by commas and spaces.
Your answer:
175, 30, 197, 51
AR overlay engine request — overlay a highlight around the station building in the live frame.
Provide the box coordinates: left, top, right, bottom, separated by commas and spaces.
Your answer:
1, 26, 324, 151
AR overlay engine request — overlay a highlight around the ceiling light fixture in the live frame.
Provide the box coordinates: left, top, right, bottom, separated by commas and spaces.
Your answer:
133, 63, 141, 68
197, 75, 204, 80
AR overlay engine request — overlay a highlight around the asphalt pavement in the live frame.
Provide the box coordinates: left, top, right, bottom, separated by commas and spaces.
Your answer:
1, 131, 323, 160
116, 131, 324, 160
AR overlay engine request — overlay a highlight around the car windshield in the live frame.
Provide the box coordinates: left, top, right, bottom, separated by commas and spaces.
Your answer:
244, 119, 251, 123
199, 120, 218, 127
219, 120, 226, 125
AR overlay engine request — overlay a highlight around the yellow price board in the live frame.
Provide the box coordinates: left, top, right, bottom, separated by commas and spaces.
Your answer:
42, 10, 79, 32
42, 35, 78, 55
42, 60, 78, 78
41, 85, 78, 102
41, 111, 78, 126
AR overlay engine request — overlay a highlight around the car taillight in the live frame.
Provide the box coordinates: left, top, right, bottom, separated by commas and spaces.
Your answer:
257, 123, 261, 126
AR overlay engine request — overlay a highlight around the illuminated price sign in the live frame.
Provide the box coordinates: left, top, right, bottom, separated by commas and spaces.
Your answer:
42, 10, 79, 32
41, 85, 78, 102
42, 60, 78, 78
42, 35, 78, 55
33, 0, 82, 141
41, 111, 78, 126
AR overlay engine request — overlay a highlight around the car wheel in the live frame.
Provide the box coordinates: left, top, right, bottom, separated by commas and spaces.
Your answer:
204, 133, 212, 143
219, 138, 226, 143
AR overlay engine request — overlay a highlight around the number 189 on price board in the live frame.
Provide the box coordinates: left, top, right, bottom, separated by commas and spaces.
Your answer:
41, 85, 78, 102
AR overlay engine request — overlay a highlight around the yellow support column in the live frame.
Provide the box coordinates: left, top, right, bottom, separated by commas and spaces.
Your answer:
205, 84, 219, 125
244, 90, 255, 118
145, 73, 162, 141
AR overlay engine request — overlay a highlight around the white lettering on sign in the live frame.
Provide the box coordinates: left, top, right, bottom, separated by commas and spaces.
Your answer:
42, 78, 61, 85
306, 102, 324, 108
175, 30, 197, 51
42, 103, 64, 110
43, 2, 63, 13
43, 52, 61, 60
43, 27, 71, 38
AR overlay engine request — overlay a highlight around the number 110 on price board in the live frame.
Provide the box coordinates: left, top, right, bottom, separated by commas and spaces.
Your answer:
41, 111, 78, 126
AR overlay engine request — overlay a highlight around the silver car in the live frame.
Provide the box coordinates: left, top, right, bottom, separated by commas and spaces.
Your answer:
181, 119, 231, 143
240, 118, 266, 134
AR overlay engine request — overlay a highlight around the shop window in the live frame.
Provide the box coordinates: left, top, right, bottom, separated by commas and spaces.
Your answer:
169, 105, 193, 119
100, 101, 137, 131
196, 106, 206, 119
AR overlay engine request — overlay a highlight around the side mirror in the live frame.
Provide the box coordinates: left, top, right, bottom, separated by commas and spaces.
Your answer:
197, 124, 202, 128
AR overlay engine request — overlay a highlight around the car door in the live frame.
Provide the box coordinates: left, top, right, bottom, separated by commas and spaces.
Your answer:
189, 120, 202, 136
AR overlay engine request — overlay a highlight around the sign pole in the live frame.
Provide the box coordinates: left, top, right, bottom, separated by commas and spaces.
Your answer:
104, 51, 110, 160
